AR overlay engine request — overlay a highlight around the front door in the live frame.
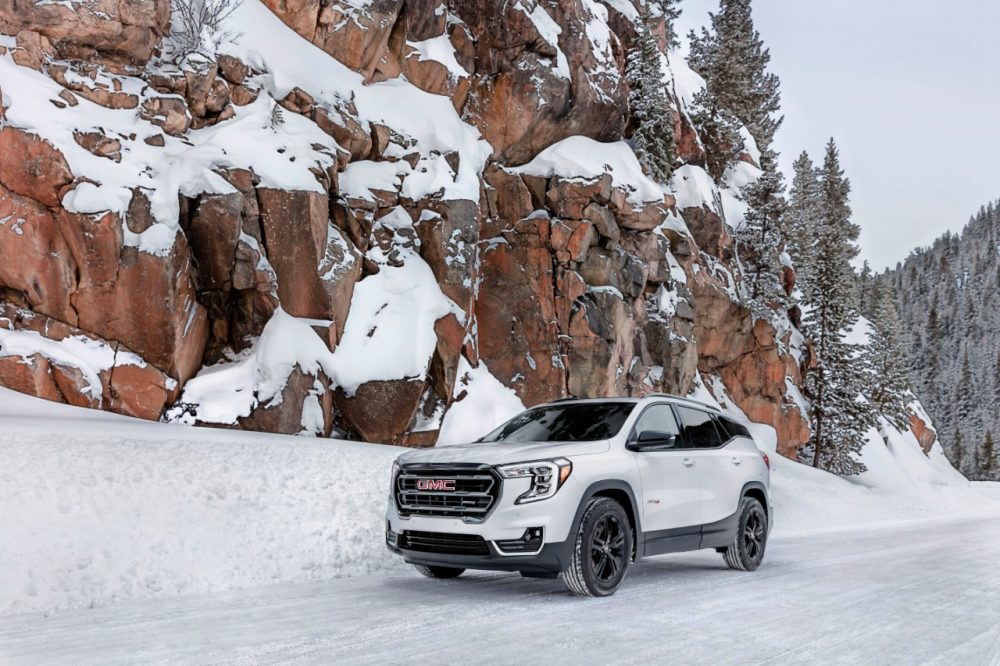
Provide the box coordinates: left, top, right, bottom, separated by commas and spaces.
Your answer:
629, 404, 703, 546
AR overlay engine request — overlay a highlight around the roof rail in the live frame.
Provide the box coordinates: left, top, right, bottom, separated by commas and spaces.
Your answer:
646, 393, 723, 413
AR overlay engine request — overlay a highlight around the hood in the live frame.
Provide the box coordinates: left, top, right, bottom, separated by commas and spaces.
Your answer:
397, 439, 611, 466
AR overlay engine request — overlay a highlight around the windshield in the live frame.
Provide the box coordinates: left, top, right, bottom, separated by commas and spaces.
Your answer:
479, 403, 635, 443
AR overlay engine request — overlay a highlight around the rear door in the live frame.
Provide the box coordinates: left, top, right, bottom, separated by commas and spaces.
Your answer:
630, 404, 703, 539
676, 407, 750, 525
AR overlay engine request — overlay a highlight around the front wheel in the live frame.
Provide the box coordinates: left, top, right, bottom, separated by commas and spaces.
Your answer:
413, 564, 465, 579
561, 497, 633, 597
722, 497, 768, 571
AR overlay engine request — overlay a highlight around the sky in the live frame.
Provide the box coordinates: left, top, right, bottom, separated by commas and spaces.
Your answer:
675, 0, 1000, 270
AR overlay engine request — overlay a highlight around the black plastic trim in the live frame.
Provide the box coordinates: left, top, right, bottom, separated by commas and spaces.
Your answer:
390, 539, 574, 574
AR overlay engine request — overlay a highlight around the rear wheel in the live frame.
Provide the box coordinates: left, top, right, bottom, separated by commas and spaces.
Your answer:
414, 564, 465, 579
561, 497, 633, 597
722, 497, 768, 571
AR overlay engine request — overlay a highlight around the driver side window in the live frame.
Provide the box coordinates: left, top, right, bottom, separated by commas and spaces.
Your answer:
631, 404, 681, 446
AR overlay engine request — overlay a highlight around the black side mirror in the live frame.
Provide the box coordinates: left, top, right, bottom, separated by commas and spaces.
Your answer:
627, 430, 678, 452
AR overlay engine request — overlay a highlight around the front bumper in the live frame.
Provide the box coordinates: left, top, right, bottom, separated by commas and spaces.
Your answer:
386, 529, 573, 574
386, 475, 585, 573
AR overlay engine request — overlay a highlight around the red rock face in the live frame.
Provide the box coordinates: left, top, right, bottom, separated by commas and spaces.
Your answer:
0, 0, 170, 65
0, 127, 74, 207
240, 368, 333, 437
257, 188, 361, 329
908, 413, 938, 453
0, 0, 829, 458
0, 305, 174, 420
0, 185, 78, 324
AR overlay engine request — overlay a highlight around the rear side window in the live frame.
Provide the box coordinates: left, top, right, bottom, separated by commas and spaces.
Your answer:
676, 407, 724, 449
717, 417, 752, 441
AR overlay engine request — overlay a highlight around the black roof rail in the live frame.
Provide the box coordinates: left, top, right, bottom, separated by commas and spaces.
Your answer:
646, 393, 724, 413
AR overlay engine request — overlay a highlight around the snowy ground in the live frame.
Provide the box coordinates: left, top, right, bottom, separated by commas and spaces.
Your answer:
2, 518, 1000, 665
2, 388, 1000, 663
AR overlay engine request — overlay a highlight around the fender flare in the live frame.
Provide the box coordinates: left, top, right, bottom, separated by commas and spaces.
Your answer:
567, 479, 643, 548
739, 481, 771, 516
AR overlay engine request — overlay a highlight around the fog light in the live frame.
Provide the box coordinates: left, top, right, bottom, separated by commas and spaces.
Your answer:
495, 527, 544, 554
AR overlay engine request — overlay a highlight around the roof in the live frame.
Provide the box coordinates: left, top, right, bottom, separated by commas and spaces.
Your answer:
544, 394, 723, 413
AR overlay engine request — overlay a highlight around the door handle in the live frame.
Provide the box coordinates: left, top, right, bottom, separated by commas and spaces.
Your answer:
731, 457, 742, 466
682, 458, 695, 467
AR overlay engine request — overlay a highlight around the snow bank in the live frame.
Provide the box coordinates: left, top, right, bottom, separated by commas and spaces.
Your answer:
330, 209, 465, 396
169, 309, 336, 429
0, 389, 404, 616
3, 385, 997, 617
509, 136, 665, 204
437, 358, 525, 445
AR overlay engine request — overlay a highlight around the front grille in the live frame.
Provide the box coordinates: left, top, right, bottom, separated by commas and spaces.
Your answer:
395, 465, 500, 521
398, 530, 491, 556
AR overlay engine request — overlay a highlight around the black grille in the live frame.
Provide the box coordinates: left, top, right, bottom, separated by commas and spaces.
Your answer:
398, 530, 491, 556
395, 465, 500, 520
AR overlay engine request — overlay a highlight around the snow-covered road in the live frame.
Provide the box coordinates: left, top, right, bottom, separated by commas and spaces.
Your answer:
3, 517, 999, 665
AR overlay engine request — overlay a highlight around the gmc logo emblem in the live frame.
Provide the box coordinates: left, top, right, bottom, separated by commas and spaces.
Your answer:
417, 479, 456, 491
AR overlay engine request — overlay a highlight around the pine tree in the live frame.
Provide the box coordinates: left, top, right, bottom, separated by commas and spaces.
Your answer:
650, 0, 683, 49
953, 349, 975, 426
687, 0, 783, 154
863, 281, 912, 431
981, 431, 995, 478
737, 154, 787, 306
625, 11, 676, 184
992, 348, 1000, 411
951, 428, 965, 472
783, 151, 822, 289
800, 139, 873, 476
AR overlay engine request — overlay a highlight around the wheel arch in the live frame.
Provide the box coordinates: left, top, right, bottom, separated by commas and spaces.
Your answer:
740, 481, 769, 519
573, 480, 642, 553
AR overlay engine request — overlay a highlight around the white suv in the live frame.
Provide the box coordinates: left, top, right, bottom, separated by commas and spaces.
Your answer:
386, 395, 772, 596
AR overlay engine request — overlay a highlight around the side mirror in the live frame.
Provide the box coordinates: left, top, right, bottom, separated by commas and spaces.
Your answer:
627, 430, 678, 452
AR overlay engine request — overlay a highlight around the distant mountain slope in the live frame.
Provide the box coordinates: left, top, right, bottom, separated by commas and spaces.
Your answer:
877, 200, 1000, 479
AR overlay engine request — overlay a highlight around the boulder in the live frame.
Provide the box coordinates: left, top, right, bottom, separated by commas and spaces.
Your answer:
239, 368, 333, 436
258, 188, 361, 329
140, 96, 192, 137
0, 184, 78, 324
0, 127, 74, 207
66, 223, 210, 384
12, 29, 54, 70
336, 377, 425, 443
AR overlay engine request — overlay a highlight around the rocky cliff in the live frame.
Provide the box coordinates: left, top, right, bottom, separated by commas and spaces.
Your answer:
0, 0, 867, 455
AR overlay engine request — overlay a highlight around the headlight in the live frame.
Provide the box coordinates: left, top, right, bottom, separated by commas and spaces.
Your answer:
497, 458, 572, 504
390, 460, 400, 489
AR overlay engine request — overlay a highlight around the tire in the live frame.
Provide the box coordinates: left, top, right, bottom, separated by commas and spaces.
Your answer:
413, 564, 465, 579
722, 496, 768, 572
561, 497, 633, 597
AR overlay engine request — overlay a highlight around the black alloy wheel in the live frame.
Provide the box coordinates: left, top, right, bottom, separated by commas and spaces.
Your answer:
562, 497, 633, 596
590, 513, 628, 584
722, 496, 768, 572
